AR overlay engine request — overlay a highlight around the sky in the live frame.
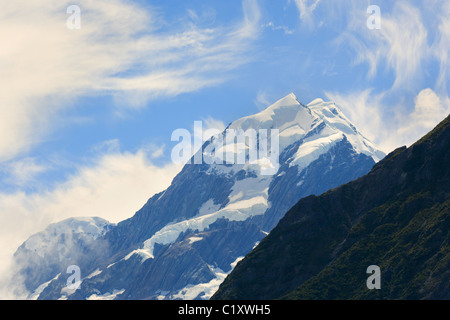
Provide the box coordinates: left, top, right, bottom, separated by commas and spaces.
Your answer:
0, 0, 449, 297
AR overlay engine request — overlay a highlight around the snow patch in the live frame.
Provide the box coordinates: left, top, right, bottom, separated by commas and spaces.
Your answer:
172, 267, 227, 300
172, 256, 244, 300
197, 199, 221, 217
28, 273, 60, 300
87, 289, 125, 300
231, 256, 245, 268
290, 132, 344, 172
125, 173, 273, 263
86, 268, 102, 279
187, 236, 203, 244
126, 195, 269, 262
60, 285, 79, 299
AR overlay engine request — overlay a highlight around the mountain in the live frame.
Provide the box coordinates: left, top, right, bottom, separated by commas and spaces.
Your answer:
16, 93, 385, 300
13, 217, 114, 299
212, 114, 450, 300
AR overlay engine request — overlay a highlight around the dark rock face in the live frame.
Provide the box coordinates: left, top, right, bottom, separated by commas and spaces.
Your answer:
104, 162, 236, 254
262, 137, 375, 231
212, 114, 450, 300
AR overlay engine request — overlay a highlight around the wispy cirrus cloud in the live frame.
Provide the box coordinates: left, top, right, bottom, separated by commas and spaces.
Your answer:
291, 0, 321, 26
341, 2, 429, 90
0, 158, 47, 188
263, 22, 294, 35
432, 1, 450, 93
0, 0, 261, 162
318, 1, 450, 153
254, 90, 273, 110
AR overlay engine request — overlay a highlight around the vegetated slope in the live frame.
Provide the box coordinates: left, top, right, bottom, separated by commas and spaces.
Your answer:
212, 114, 450, 300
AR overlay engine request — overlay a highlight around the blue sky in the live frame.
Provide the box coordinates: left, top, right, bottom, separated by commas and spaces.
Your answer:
0, 1, 449, 285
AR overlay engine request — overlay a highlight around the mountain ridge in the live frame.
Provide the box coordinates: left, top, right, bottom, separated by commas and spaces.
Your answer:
212, 114, 450, 300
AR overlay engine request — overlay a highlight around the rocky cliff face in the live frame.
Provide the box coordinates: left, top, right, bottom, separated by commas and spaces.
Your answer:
15, 93, 384, 300
212, 114, 450, 300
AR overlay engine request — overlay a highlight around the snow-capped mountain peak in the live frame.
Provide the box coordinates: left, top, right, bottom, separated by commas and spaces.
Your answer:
108, 94, 385, 297
22, 217, 113, 258
228, 93, 313, 147
17, 93, 386, 301
227, 93, 384, 166
306, 98, 385, 162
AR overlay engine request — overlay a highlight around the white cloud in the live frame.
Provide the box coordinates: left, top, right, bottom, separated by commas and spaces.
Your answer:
327, 88, 450, 154
263, 22, 294, 35
254, 90, 273, 110
288, 1, 448, 91
239, 0, 262, 38
150, 145, 165, 159
203, 117, 227, 135
433, 1, 450, 92
0, 158, 47, 188
325, 1, 450, 154
0, 0, 261, 162
292, 0, 321, 25
341, 2, 429, 89
398, 88, 450, 138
